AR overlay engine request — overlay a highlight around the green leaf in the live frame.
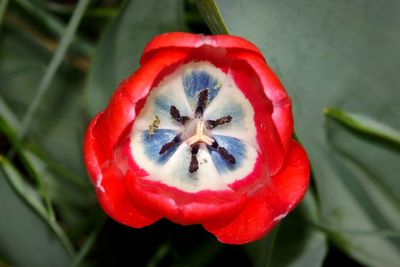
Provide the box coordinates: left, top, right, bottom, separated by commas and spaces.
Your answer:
14, 0, 91, 146
210, 1, 400, 266
324, 108, 400, 148
1, 17, 87, 178
325, 118, 400, 231
0, 97, 85, 187
84, 0, 186, 116
244, 226, 280, 267
13, 0, 93, 56
0, 95, 96, 231
0, 15, 96, 241
245, 191, 327, 267
69, 215, 106, 267
271, 192, 327, 267
0, 158, 72, 267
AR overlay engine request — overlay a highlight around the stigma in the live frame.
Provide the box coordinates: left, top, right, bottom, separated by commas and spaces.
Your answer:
186, 120, 214, 146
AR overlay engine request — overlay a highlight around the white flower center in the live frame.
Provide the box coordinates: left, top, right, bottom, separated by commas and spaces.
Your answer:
129, 62, 259, 193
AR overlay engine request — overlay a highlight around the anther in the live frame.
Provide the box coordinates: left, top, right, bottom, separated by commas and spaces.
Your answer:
218, 147, 236, 164
206, 115, 232, 129
159, 134, 181, 154
170, 106, 189, 124
189, 143, 200, 173
211, 140, 236, 164
195, 89, 208, 118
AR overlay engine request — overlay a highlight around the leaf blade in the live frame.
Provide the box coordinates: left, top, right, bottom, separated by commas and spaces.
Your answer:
0, 157, 73, 266
324, 108, 400, 147
213, 0, 400, 266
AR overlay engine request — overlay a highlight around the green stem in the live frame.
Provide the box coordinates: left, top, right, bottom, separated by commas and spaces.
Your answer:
0, 156, 76, 257
146, 240, 171, 267
0, 0, 9, 30
0, 97, 87, 188
69, 215, 106, 267
263, 225, 280, 267
196, 0, 230, 34
13, 0, 93, 56
85, 7, 119, 18
10, 0, 91, 157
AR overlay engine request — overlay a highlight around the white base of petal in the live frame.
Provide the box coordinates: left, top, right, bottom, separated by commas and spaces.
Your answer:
129, 62, 259, 193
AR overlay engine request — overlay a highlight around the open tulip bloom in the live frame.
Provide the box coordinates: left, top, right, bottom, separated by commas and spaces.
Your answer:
84, 32, 310, 244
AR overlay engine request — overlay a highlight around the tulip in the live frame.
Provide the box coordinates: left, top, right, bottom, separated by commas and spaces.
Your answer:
84, 32, 309, 244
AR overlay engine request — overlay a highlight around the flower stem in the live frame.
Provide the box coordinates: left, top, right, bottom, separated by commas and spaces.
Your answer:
13, 0, 93, 56
196, 0, 230, 34
69, 215, 106, 267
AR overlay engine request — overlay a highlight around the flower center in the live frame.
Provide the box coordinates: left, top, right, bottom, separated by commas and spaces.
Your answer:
185, 119, 213, 146
129, 62, 259, 193
158, 89, 236, 173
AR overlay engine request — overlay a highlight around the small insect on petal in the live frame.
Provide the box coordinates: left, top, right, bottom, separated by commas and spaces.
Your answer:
147, 115, 160, 137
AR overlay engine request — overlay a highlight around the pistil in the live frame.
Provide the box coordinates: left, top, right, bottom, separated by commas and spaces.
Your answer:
186, 120, 214, 146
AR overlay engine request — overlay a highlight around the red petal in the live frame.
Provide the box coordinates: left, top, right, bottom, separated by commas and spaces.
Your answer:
84, 50, 189, 228
229, 58, 285, 175
124, 170, 247, 225
96, 165, 161, 228
111, 136, 247, 225
204, 194, 278, 245
271, 141, 310, 208
84, 112, 106, 184
100, 50, 188, 153
231, 51, 294, 153
203, 141, 309, 244
84, 113, 161, 227
227, 151, 268, 193
141, 32, 262, 64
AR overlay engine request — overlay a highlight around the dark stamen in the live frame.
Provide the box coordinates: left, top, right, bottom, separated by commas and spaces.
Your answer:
195, 89, 208, 117
206, 115, 232, 129
211, 140, 236, 164
170, 106, 190, 124
189, 143, 200, 173
159, 134, 181, 154
218, 147, 236, 164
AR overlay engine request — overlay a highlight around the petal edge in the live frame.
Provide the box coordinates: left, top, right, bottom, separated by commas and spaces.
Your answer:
141, 32, 263, 64
203, 141, 309, 244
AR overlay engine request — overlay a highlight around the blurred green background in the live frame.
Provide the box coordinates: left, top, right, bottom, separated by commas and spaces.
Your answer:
0, 0, 399, 266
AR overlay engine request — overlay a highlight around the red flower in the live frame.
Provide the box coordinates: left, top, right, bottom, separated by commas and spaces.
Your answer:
84, 32, 309, 244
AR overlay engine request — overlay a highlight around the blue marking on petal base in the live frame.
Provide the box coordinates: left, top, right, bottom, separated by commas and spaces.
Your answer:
208, 135, 246, 174
154, 95, 170, 114
154, 95, 189, 117
142, 129, 179, 165
183, 71, 221, 107
208, 102, 245, 127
